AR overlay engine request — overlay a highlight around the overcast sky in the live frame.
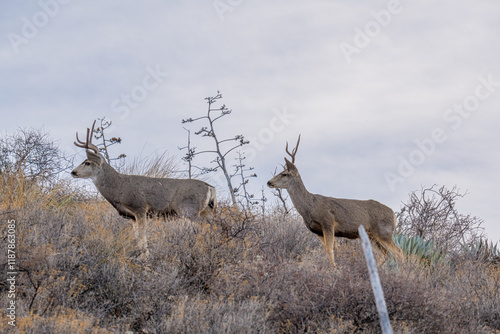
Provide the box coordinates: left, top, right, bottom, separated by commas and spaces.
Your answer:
2, 1, 499, 242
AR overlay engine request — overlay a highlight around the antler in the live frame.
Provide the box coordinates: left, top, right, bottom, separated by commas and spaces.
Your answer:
285, 134, 301, 163
74, 120, 99, 154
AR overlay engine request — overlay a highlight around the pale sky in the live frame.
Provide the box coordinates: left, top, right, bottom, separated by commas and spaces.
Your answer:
2, 1, 499, 241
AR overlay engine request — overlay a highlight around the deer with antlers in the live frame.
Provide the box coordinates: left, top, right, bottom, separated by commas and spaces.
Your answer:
267, 136, 403, 267
71, 121, 217, 257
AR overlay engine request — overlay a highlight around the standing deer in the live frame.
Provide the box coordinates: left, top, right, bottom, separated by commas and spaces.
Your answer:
71, 121, 217, 257
267, 136, 403, 267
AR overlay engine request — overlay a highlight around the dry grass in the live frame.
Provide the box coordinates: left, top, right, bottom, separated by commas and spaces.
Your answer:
122, 150, 180, 178
1, 175, 500, 333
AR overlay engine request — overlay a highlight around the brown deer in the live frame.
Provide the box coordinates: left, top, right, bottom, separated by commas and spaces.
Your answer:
267, 136, 403, 266
71, 121, 217, 257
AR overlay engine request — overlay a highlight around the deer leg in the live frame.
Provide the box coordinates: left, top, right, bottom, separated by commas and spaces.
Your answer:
317, 234, 337, 252
322, 227, 336, 267
132, 216, 149, 258
140, 218, 149, 256
317, 235, 326, 248
376, 236, 404, 263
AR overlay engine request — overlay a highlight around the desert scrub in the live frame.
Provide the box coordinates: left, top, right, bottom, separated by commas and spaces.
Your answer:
150, 295, 271, 334
1, 179, 500, 333
0, 306, 116, 334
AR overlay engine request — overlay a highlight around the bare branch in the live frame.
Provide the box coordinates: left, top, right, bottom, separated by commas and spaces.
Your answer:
180, 91, 251, 207
397, 184, 485, 254
0, 127, 72, 185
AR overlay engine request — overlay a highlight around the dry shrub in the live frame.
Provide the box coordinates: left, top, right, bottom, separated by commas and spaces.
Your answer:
7, 202, 129, 319
254, 212, 320, 262
152, 295, 270, 333
397, 185, 485, 254
0, 172, 73, 213
2, 179, 500, 333
451, 262, 500, 331
211, 240, 496, 333
5, 307, 114, 334
147, 209, 255, 293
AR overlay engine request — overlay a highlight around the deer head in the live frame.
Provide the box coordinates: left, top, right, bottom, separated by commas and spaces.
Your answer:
71, 120, 106, 179
267, 135, 301, 189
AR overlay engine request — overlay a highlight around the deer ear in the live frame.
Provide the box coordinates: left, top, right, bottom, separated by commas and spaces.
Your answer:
86, 150, 104, 166
284, 158, 297, 172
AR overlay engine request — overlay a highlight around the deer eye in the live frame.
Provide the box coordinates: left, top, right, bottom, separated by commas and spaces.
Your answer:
281, 172, 289, 177
84, 162, 91, 166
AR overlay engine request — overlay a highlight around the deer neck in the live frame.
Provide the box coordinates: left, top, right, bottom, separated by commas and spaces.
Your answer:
92, 163, 123, 200
286, 175, 314, 215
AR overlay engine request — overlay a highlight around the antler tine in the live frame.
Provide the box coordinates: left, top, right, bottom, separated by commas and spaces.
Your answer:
86, 120, 99, 154
285, 134, 301, 163
73, 120, 99, 154
89, 120, 96, 145
85, 127, 90, 145
74, 131, 87, 147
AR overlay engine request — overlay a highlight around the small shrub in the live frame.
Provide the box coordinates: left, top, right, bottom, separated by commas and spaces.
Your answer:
397, 185, 485, 254
151, 296, 270, 334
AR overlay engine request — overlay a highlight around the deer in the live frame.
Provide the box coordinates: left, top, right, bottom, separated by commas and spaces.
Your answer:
267, 136, 403, 267
71, 121, 217, 257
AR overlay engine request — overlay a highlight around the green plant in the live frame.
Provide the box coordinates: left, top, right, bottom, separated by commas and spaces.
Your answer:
461, 239, 500, 264
393, 233, 446, 265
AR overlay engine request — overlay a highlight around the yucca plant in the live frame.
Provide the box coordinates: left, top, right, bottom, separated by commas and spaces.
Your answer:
393, 233, 446, 265
461, 239, 500, 264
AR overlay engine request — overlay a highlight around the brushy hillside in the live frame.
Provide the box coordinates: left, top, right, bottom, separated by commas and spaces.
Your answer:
1, 173, 499, 333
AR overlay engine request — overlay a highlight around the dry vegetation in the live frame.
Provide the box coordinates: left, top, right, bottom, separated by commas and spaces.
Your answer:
1, 172, 499, 334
